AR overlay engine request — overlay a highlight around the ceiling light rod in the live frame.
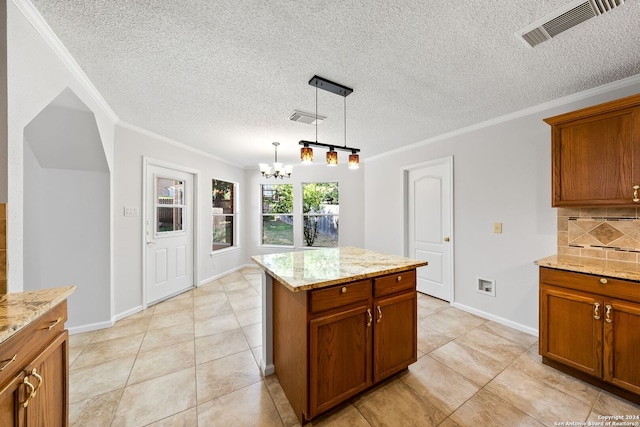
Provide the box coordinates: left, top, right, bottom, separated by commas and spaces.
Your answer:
298, 140, 360, 153
308, 75, 353, 97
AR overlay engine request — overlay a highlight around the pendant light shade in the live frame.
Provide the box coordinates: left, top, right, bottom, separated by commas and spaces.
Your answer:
326, 149, 338, 166
300, 144, 313, 164
259, 142, 292, 179
348, 152, 360, 169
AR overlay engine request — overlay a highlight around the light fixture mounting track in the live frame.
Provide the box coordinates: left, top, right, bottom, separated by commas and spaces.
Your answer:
309, 75, 353, 97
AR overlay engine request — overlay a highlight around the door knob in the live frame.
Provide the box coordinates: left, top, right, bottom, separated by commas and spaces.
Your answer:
444, 237, 450, 242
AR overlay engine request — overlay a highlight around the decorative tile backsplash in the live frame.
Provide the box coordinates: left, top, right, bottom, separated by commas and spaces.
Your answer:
557, 207, 640, 272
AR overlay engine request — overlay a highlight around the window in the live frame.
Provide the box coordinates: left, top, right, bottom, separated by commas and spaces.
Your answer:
212, 179, 235, 251
156, 177, 185, 233
303, 182, 339, 247
262, 184, 293, 246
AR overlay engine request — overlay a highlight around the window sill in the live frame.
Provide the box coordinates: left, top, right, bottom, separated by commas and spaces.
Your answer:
209, 246, 241, 257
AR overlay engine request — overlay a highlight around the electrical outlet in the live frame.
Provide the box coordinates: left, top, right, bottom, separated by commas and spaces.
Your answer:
493, 222, 502, 234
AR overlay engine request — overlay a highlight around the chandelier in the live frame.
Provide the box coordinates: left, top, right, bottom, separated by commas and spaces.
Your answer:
259, 142, 293, 179
298, 75, 360, 169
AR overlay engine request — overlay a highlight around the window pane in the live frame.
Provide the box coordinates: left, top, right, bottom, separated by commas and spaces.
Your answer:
212, 215, 234, 250
303, 182, 339, 246
157, 207, 183, 232
303, 214, 338, 247
262, 184, 293, 214
157, 178, 184, 205
213, 180, 234, 214
263, 215, 293, 245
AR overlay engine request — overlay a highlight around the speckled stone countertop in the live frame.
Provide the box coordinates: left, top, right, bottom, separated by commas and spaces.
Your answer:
251, 246, 428, 291
536, 255, 640, 281
0, 286, 76, 344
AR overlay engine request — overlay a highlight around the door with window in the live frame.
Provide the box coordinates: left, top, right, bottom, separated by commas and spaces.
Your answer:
406, 157, 453, 301
146, 164, 195, 304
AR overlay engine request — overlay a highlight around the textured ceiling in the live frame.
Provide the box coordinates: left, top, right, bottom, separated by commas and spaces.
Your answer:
27, 0, 640, 168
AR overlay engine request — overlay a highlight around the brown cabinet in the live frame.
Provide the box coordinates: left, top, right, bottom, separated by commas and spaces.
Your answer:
0, 301, 70, 426
539, 267, 640, 401
273, 270, 418, 423
544, 93, 640, 207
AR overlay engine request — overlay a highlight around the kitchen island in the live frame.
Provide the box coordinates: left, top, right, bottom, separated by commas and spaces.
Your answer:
251, 246, 427, 423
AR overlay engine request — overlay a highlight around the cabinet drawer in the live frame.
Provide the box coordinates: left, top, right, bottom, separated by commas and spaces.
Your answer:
540, 268, 640, 303
0, 301, 67, 387
310, 280, 371, 314
374, 270, 416, 298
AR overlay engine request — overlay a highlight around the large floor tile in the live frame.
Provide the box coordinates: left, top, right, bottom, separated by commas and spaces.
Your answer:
71, 333, 144, 370
400, 355, 480, 415
235, 306, 262, 327
198, 382, 283, 426
429, 340, 509, 386
91, 316, 150, 343
417, 325, 454, 354
242, 322, 263, 348
194, 291, 228, 308
194, 281, 224, 296
196, 350, 263, 404
153, 295, 194, 314
195, 328, 249, 364
226, 286, 260, 301
354, 379, 448, 427
194, 299, 234, 320
229, 295, 262, 312
264, 375, 299, 427
128, 339, 195, 385
69, 356, 135, 403
485, 367, 593, 425
587, 391, 640, 422
111, 367, 197, 426
449, 389, 544, 427
306, 404, 370, 427
422, 307, 487, 338
417, 294, 450, 312
147, 309, 194, 330
139, 320, 194, 353
194, 312, 240, 337
146, 408, 198, 426
454, 327, 528, 365
70, 388, 122, 427
477, 321, 538, 349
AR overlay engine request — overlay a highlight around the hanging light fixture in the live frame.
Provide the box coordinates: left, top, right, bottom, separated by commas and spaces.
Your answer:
259, 142, 293, 179
298, 75, 361, 168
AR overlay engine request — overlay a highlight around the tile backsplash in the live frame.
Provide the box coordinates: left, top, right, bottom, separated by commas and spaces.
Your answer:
557, 207, 640, 271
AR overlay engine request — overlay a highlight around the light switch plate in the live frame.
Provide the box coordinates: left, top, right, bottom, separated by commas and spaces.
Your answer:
493, 222, 502, 234
124, 206, 139, 217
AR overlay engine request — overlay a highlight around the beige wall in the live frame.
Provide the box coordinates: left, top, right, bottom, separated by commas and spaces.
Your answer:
557, 207, 640, 271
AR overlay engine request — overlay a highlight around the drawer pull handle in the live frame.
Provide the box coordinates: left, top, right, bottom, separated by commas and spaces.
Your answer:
341, 287, 347, 294
0, 354, 17, 371
22, 377, 35, 408
634, 185, 640, 203
396, 276, 402, 282
599, 278, 608, 285
605, 305, 612, 324
31, 368, 43, 398
366, 309, 372, 327
376, 306, 383, 323
594, 303, 600, 320
47, 316, 63, 330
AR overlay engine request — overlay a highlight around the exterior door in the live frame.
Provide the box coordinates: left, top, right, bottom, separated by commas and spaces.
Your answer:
406, 158, 453, 301
146, 164, 194, 304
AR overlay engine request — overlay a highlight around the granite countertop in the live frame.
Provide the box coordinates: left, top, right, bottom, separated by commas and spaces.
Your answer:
251, 246, 428, 291
536, 255, 640, 282
0, 286, 76, 344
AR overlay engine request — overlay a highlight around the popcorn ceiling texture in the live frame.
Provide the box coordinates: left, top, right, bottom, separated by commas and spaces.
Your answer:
25, 0, 640, 168
557, 208, 640, 272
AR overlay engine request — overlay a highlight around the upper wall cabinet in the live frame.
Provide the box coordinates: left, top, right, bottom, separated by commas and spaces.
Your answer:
544, 93, 640, 207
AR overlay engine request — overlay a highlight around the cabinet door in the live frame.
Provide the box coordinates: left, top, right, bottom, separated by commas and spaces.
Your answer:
539, 286, 603, 377
603, 299, 640, 394
373, 291, 417, 382
309, 305, 371, 418
0, 373, 27, 427
24, 331, 68, 427
551, 107, 639, 206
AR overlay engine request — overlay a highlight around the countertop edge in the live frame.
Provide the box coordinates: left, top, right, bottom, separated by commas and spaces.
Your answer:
536, 255, 640, 282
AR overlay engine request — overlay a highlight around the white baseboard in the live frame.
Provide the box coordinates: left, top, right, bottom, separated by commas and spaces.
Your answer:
68, 319, 114, 335
114, 305, 144, 322
451, 302, 539, 337
198, 264, 260, 286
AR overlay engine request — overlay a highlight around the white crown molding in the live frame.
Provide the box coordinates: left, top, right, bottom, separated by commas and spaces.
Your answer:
366, 73, 640, 163
117, 120, 244, 169
12, 0, 119, 124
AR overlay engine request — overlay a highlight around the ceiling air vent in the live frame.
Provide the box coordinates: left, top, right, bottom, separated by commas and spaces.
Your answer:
516, 0, 625, 48
288, 110, 326, 125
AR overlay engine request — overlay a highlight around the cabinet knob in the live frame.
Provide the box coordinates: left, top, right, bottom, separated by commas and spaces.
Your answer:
634, 185, 639, 203
444, 237, 450, 242
341, 287, 347, 294
600, 278, 608, 284
396, 276, 402, 282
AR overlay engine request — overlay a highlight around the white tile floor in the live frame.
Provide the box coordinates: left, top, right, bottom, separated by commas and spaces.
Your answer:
68, 268, 640, 426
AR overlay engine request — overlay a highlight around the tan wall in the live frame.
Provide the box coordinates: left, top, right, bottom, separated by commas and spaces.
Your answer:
557, 207, 640, 272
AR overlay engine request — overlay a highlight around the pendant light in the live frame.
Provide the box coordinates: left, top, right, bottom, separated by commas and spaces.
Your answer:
259, 142, 293, 179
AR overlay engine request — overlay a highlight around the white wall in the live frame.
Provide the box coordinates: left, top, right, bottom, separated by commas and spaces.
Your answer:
364, 77, 640, 334
244, 162, 365, 258
113, 123, 247, 317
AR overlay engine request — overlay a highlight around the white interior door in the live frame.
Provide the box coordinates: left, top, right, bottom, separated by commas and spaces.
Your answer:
407, 158, 453, 301
146, 164, 194, 304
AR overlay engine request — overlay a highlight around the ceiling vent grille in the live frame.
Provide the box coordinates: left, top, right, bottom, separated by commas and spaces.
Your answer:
288, 110, 326, 125
516, 0, 625, 47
